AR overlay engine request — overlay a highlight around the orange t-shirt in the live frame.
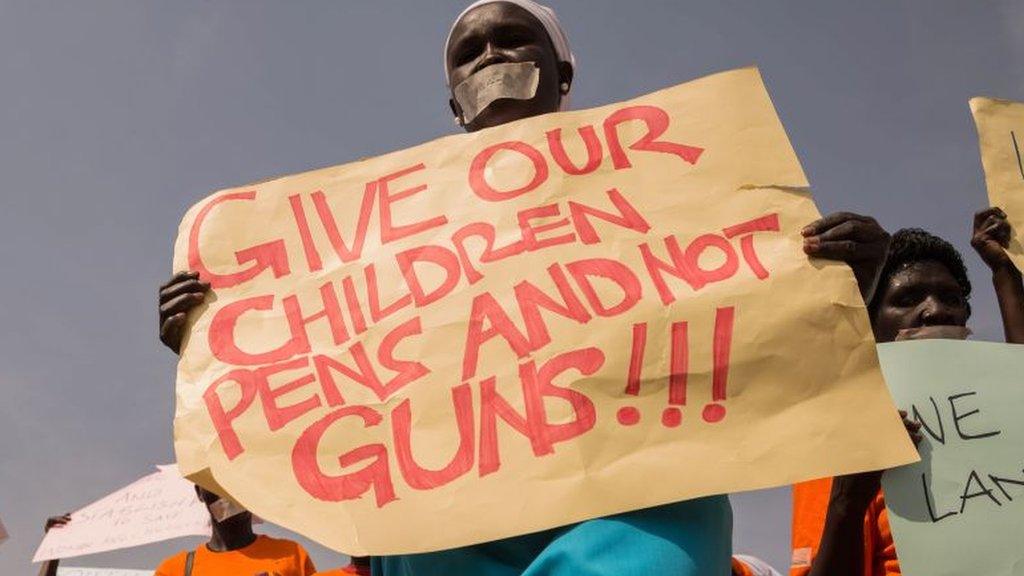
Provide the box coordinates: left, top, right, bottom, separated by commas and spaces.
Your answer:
790, 478, 898, 576
155, 535, 316, 576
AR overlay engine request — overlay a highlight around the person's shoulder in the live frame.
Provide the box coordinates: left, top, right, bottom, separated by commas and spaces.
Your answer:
154, 549, 190, 575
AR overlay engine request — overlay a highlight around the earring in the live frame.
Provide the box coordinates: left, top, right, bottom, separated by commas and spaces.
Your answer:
560, 82, 570, 94
454, 116, 463, 126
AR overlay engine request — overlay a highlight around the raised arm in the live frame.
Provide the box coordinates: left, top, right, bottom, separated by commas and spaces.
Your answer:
807, 470, 877, 576
808, 413, 920, 576
971, 207, 1024, 343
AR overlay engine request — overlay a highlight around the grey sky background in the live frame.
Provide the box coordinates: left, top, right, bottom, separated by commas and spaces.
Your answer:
1, 0, 1021, 572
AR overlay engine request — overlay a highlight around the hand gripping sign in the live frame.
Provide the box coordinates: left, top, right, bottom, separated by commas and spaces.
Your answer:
172, 67, 917, 555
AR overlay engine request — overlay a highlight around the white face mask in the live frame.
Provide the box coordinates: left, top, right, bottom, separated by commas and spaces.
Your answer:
208, 497, 248, 522
895, 325, 972, 341
453, 61, 540, 125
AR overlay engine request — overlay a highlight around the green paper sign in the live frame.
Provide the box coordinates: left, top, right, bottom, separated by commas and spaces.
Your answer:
880, 340, 1024, 576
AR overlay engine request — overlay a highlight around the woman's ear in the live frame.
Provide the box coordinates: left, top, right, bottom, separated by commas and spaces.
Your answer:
557, 61, 574, 93
449, 97, 464, 126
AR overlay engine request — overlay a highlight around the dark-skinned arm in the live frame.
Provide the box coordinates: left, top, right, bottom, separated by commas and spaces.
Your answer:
38, 514, 71, 576
803, 212, 891, 301
38, 559, 59, 576
808, 413, 921, 576
807, 471, 878, 576
972, 207, 1024, 343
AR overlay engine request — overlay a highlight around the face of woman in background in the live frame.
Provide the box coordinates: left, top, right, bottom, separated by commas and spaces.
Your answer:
871, 260, 970, 343
446, 2, 568, 131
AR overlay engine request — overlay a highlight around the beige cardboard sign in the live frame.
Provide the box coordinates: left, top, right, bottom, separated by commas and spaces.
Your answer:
172, 67, 916, 555
971, 97, 1024, 272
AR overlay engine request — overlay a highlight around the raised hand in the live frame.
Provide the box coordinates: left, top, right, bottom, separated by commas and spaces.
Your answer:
803, 212, 891, 299
44, 513, 71, 533
971, 207, 1013, 271
159, 271, 210, 354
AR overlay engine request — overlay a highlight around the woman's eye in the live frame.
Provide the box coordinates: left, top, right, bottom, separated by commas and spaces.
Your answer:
499, 29, 532, 48
453, 42, 481, 67
941, 292, 965, 307
893, 293, 920, 308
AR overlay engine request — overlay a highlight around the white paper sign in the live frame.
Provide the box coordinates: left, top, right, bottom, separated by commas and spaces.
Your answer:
57, 569, 154, 576
34, 464, 210, 562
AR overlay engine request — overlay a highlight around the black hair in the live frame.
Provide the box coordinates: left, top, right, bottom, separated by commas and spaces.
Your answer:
868, 227, 971, 319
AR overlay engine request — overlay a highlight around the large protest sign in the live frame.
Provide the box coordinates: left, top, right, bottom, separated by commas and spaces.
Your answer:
172, 66, 917, 555
881, 340, 1024, 576
33, 465, 209, 562
971, 97, 1024, 272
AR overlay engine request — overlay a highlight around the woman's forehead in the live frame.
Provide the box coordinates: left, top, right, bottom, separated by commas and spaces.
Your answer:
448, 3, 546, 52
888, 260, 960, 288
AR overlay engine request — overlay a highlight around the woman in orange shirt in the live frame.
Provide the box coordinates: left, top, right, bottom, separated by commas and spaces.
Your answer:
791, 213, 1024, 576
155, 486, 316, 576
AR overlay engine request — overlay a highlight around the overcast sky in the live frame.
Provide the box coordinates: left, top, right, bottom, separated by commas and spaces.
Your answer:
1, 0, 1022, 573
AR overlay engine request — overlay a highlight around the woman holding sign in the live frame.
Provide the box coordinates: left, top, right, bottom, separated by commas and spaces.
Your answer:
791, 213, 1024, 576
158, 1, 894, 574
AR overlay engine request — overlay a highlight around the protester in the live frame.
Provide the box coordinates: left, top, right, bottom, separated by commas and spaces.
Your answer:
158, 1, 894, 573
971, 207, 1024, 343
37, 514, 71, 576
789, 220, 1023, 576
154, 485, 316, 576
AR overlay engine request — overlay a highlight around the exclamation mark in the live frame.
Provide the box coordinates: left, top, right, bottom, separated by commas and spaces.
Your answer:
616, 323, 646, 426
702, 306, 734, 423
662, 321, 688, 428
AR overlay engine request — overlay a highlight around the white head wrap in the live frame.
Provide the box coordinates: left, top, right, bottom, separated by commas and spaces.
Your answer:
443, 0, 576, 106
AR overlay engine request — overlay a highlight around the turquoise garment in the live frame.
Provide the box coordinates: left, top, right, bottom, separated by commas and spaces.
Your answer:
371, 495, 732, 576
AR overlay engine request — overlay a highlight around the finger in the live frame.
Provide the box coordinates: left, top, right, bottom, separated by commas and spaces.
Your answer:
160, 271, 200, 290
160, 278, 209, 302
992, 220, 1012, 244
803, 239, 862, 261
160, 313, 186, 345
978, 217, 1012, 246
974, 207, 1001, 230
802, 212, 870, 237
972, 217, 996, 244
159, 292, 206, 318
810, 220, 859, 242
982, 220, 1012, 245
